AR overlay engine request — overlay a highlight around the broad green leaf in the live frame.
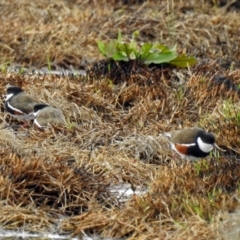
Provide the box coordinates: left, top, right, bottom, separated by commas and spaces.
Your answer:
152, 43, 167, 51
112, 51, 129, 61
97, 41, 107, 57
144, 51, 177, 65
129, 51, 137, 60
120, 51, 128, 57
140, 43, 155, 56
155, 44, 174, 53
102, 40, 118, 58
130, 40, 137, 51
169, 54, 197, 67
170, 44, 177, 52
118, 43, 136, 59
139, 43, 158, 60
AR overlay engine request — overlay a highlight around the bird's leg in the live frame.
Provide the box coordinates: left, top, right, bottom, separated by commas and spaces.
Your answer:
20, 120, 30, 128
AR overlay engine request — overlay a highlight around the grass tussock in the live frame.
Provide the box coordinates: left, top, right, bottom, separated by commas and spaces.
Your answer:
0, 151, 111, 215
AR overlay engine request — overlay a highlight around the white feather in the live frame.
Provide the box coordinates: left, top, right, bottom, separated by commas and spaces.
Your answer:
163, 132, 171, 138
33, 119, 44, 128
197, 137, 213, 153
178, 142, 196, 147
5, 93, 14, 101
6, 102, 25, 115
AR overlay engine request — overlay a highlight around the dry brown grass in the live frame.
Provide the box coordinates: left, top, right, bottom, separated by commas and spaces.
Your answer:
1, 0, 240, 239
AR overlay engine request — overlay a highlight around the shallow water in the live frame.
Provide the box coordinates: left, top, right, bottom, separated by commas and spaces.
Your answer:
6, 64, 86, 77
0, 230, 118, 239
0, 229, 78, 240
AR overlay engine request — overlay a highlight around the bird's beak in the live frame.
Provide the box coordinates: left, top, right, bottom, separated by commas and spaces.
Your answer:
214, 143, 226, 152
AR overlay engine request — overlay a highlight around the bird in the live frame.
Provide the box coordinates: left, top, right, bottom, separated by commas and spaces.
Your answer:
163, 127, 218, 161
30, 103, 66, 129
4, 86, 40, 123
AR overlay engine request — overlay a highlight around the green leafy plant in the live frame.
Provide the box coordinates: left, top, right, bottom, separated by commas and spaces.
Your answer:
97, 31, 196, 68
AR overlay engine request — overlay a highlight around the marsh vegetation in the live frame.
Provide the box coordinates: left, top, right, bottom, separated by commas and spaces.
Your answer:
0, 0, 240, 239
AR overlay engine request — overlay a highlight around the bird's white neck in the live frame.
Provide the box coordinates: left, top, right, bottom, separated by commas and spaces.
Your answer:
33, 110, 40, 117
197, 137, 213, 153
5, 93, 14, 101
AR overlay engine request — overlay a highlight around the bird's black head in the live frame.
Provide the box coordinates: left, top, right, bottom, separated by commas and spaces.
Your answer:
198, 131, 215, 144
33, 104, 49, 112
6, 86, 23, 95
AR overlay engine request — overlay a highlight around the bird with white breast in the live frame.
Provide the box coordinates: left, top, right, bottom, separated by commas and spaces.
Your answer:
164, 127, 224, 161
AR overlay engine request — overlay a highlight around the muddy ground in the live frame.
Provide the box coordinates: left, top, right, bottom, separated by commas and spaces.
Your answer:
0, 0, 240, 239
